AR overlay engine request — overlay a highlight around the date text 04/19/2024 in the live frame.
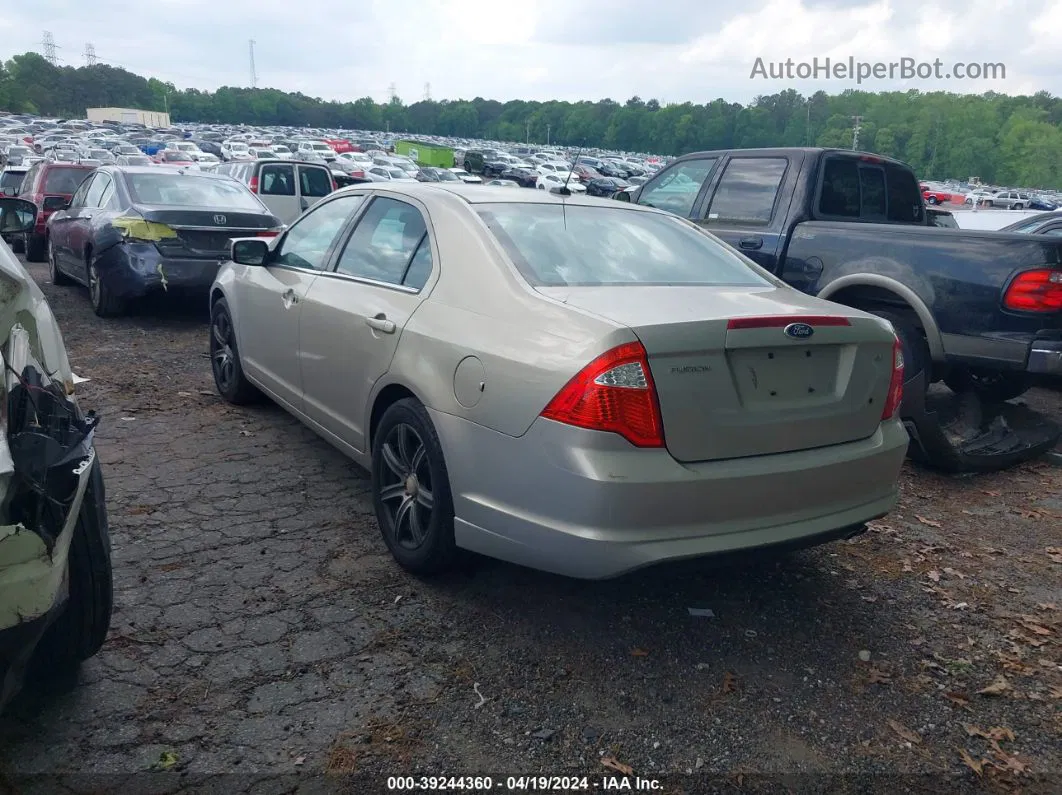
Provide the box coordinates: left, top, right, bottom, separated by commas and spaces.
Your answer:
386, 776, 663, 791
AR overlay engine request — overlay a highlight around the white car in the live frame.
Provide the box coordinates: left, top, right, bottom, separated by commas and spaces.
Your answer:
449, 168, 482, 184
367, 166, 417, 182
270, 145, 294, 160
535, 162, 572, 177
222, 141, 254, 162
536, 173, 587, 193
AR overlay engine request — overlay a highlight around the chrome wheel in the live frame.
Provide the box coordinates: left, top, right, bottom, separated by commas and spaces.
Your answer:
88, 262, 101, 308
378, 423, 434, 550
210, 307, 236, 392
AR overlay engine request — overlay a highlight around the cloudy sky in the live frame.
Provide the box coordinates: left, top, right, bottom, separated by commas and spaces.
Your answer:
1, 0, 1057, 104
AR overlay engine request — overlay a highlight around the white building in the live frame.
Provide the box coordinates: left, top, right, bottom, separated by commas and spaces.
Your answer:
86, 107, 171, 127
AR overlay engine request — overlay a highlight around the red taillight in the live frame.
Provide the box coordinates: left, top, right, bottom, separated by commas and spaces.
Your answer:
352, 170, 364, 178
249, 176, 259, 192
1003, 269, 1062, 312
726, 315, 851, 330
256, 230, 279, 238
881, 337, 905, 420
541, 341, 665, 448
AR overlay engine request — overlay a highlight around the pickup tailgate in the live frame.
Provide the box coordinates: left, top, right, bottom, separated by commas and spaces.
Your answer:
537, 285, 897, 462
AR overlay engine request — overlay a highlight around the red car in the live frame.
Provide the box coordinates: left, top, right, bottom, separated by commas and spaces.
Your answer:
920, 184, 954, 205
324, 138, 355, 154
18, 161, 95, 261
153, 150, 197, 168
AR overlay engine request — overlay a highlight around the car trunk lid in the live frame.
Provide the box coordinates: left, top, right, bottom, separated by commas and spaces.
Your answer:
134, 206, 277, 257
536, 285, 896, 462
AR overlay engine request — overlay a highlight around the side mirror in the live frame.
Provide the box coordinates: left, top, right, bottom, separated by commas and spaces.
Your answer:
0, 198, 38, 233
612, 190, 631, 202
231, 237, 270, 266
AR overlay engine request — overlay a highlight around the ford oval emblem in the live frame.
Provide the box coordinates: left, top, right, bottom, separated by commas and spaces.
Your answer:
783, 322, 815, 340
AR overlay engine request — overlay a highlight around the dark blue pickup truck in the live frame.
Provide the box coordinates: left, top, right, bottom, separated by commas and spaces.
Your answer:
618, 147, 1062, 469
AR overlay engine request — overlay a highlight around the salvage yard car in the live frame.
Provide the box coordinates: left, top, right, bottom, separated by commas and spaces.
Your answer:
47, 166, 283, 317
618, 147, 1062, 470
0, 198, 111, 712
208, 184, 907, 579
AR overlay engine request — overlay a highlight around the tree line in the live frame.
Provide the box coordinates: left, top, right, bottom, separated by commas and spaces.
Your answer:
3, 51, 1062, 187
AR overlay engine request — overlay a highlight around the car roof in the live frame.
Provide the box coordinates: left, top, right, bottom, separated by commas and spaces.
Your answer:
102, 165, 233, 179
331, 182, 652, 210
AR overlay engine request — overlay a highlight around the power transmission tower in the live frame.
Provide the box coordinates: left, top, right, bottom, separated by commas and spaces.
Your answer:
84, 43, 98, 66
41, 31, 59, 65
248, 39, 257, 88
388, 83, 398, 102
851, 115, 863, 150
423, 82, 431, 102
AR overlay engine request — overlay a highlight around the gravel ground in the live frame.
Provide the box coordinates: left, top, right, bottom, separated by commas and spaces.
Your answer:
0, 255, 1060, 794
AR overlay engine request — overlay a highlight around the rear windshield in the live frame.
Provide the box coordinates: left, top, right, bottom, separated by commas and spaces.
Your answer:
44, 167, 91, 194
476, 203, 772, 287
1, 171, 25, 190
125, 172, 263, 209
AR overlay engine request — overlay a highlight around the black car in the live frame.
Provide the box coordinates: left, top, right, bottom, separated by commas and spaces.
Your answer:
416, 167, 462, 183
482, 159, 513, 178
1000, 212, 1062, 235
47, 166, 282, 317
597, 162, 630, 179
499, 166, 539, 188
586, 176, 630, 197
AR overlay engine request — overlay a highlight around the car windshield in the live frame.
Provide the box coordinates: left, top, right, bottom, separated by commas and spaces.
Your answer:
124, 156, 151, 165
436, 170, 459, 181
43, 167, 91, 193
163, 151, 192, 161
125, 173, 263, 209
476, 203, 773, 288
1, 171, 24, 190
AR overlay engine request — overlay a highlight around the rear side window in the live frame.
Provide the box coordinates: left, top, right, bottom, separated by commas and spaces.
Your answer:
44, 167, 91, 194
705, 157, 787, 225
260, 164, 295, 196
476, 203, 772, 288
300, 166, 332, 197
819, 157, 924, 223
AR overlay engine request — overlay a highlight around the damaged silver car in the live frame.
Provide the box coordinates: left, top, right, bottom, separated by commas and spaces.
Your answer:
0, 198, 112, 713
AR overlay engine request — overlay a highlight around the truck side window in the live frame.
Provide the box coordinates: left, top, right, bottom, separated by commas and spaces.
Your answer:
705, 158, 787, 225
884, 164, 924, 223
638, 158, 717, 218
819, 159, 860, 217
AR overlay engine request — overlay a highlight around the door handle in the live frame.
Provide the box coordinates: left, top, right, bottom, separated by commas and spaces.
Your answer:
281, 288, 299, 306
738, 236, 763, 250
366, 314, 396, 334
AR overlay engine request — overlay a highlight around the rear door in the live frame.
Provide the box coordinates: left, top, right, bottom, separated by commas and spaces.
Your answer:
299, 195, 435, 454
236, 193, 365, 411
296, 164, 333, 215
695, 155, 792, 273
257, 162, 300, 223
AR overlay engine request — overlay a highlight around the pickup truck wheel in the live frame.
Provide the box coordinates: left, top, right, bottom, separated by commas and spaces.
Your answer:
943, 369, 1034, 402
869, 310, 929, 390
927, 196, 939, 205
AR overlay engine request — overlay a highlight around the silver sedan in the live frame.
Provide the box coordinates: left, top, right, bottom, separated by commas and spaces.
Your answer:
209, 185, 908, 579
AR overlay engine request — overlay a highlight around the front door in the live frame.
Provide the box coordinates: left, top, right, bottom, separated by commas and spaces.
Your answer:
296, 164, 334, 215
257, 162, 300, 224
236, 193, 366, 412
300, 195, 434, 454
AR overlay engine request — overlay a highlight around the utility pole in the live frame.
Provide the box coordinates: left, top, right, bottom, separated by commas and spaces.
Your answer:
423, 82, 431, 102
806, 102, 811, 145
388, 83, 398, 103
851, 115, 863, 150
84, 43, 98, 66
248, 39, 257, 88
525, 120, 530, 144
41, 31, 59, 66
546, 124, 551, 146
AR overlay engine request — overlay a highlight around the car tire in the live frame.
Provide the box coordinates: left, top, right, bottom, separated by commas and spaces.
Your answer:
87, 258, 125, 317
371, 398, 458, 576
1013, 203, 1024, 210
927, 196, 939, 205
25, 232, 47, 263
943, 369, 1034, 402
869, 309, 930, 394
49, 240, 72, 285
210, 297, 259, 404
32, 458, 113, 676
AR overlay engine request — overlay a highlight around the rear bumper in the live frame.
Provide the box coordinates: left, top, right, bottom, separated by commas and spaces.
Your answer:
1027, 340, 1062, 375
432, 410, 908, 579
99, 242, 224, 298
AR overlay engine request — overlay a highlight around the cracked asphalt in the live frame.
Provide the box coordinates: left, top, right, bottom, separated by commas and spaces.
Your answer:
1, 255, 1060, 794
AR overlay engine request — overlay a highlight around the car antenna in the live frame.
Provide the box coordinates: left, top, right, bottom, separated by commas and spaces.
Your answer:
558, 140, 584, 197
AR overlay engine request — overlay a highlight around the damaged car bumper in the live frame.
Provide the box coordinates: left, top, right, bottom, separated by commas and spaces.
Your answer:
99, 241, 227, 299
0, 247, 108, 710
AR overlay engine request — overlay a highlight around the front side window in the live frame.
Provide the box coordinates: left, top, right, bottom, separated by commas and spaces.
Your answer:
335, 197, 430, 288
84, 173, 111, 207
299, 166, 333, 197
273, 194, 364, 270
637, 158, 718, 218
706, 157, 787, 225
69, 174, 95, 207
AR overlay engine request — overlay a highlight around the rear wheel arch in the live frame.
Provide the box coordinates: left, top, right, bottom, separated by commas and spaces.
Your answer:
818, 276, 945, 363
368, 383, 421, 451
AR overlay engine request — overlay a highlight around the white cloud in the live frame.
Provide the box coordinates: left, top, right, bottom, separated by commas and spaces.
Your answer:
0, 0, 1056, 104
